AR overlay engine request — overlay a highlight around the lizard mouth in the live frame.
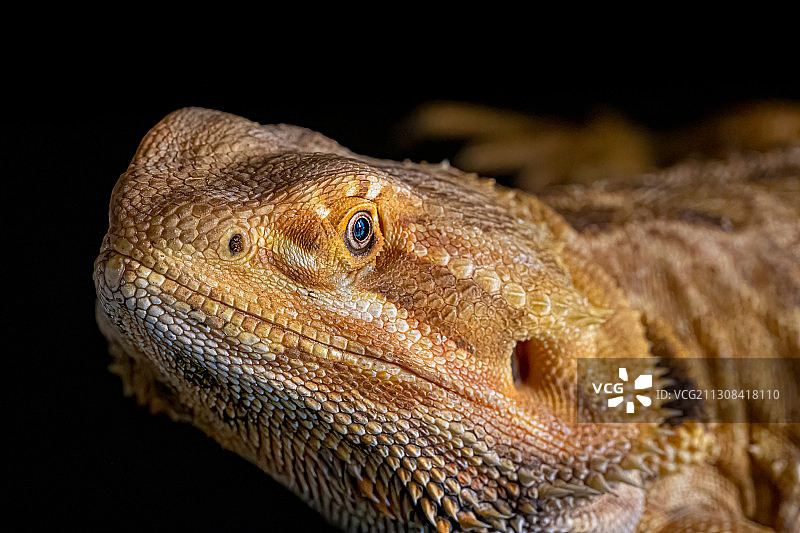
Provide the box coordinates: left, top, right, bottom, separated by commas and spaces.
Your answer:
96, 248, 458, 397
98, 245, 628, 438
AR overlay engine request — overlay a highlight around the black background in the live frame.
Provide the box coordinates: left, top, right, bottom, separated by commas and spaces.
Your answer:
11, 52, 799, 532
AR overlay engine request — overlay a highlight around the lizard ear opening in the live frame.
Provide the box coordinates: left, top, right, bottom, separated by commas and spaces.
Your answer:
512, 340, 532, 387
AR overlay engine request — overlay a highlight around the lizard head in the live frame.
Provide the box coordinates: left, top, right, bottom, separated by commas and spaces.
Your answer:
95, 108, 669, 532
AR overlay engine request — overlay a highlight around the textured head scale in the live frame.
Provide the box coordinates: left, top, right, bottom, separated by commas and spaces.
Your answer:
95, 108, 662, 531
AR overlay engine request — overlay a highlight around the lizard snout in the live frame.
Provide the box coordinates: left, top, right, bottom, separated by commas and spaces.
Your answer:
93, 248, 128, 299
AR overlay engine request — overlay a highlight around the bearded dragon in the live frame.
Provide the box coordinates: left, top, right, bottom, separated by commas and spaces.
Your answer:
93, 108, 800, 532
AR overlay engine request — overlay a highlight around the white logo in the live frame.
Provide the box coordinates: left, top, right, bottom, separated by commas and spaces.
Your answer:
592, 368, 652, 413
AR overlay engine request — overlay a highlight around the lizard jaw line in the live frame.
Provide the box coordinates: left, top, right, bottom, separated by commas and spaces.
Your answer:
98, 248, 639, 460
99, 248, 603, 449
103, 249, 460, 397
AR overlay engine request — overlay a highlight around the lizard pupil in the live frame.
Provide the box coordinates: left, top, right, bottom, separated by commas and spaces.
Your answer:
228, 233, 244, 255
353, 215, 370, 242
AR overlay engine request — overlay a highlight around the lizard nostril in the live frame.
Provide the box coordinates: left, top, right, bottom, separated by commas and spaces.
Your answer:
228, 233, 244, 255
512, 340, 532, 387
102, 252, 126, 291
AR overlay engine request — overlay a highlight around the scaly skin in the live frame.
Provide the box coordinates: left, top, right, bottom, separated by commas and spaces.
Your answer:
94, 108, 799, 532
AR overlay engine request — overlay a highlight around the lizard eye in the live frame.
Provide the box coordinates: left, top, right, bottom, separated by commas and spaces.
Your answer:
344, 211, 374, 256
